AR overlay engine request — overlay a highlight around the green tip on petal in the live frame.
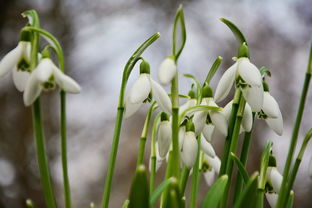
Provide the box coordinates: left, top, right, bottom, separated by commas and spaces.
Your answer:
263, 81, 270, 92
188, 89, 196, 99
140, 59, 150, 74
41, 47, 52, 59
202, 82, 213, 98
268, 155, 277, 167
186, 120, 195, 132
160, 112, 169, 121
238, 42, 250, 58
19, 29, 32, 42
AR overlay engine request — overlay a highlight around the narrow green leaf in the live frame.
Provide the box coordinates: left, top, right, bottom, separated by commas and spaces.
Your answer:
128, 165, 149, 208
172, 5, 186, 60
122, 200, 129, 208
259, 141, 273, 189
201, 175, 228, 208
234, 172, 259, 208
220, 18, 247, 45
230, 152, 249, 183
205, 56, 223, 84
162, 178, 181, 208
149, 178, 173, 207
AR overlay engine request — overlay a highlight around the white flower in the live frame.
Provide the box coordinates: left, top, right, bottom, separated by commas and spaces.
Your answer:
157, 119, 172, 158
23, 58, 81, 106
193, 97, 228, 136
200, 138, 216, 158
202, 154, 221, 186
0, 41, 31, 91
178, 125, 186, 150
202, 124, 215, 142
181, 131, 198, 168
266, 167, 283, 193
214, 57, 263, 112
309, 157, 312, 179
158, 57, 177, 85
179, 98, 197, 116
265, 192, 278, 208
125, 73, 172, 118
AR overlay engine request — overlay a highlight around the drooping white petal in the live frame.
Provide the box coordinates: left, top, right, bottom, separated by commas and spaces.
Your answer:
214, 62, 238, 103
203, 169, 216, 186
157, 121, 172, 158
129, 73, 151, 103
0, 42, 23, 77
242, 84, 264, 112
12, 67, 30, 92
265, 193, 278, 208
23, 72, 43, 106
210, 111, 228, 137
267, 167, 283, 192
222, 100, 233, 121
265, 109, 283, 136
262, 92, 280, 119
179, 98, 197, 116
178, 125, 186, 150
242, 103, 253, 132
237, 58, 262, 87
181, 131, 198, 168
193, 111, 207, 135
34, 59, 54, 83
205, 154, 221, 174
309, 157, 312, 179
200, 138, 216, 158
53, 66, 81, 93
124, 95, 142, 118
150, 78, 172, 114
202, 124, 215, 142
158, 58, 177, 85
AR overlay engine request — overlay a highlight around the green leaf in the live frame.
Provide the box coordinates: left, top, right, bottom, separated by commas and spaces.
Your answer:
122, 200, 129, 208
230, 152, 249, 184
201, 175, 228, 208
220, 18, 247, 45
149, 178, 173, 207
234, 172, 259, 208
205, 56, 223, 84
172, 5, 186, 60
128, 165, 149, 208
162, 178, 181, 208
259, 141, 273, 189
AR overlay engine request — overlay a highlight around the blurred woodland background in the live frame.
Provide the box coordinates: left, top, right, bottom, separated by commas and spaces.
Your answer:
0, 0, 312, 207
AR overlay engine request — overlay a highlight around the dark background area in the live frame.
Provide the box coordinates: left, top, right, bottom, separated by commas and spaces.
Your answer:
0, 0, 312, 207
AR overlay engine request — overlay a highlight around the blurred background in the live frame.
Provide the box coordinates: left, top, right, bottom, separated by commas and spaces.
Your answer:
0, 0, 312, 207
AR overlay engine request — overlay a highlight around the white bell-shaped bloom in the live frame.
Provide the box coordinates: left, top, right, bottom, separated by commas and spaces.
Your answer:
203, 154, 221, 186
214, 58, 263, 112
150, 79, 172, 114
0, 41, 31, 91
23, 58, 81, 106
124, 95, 142, 118
193, 110, 206, 135
266, 167, 283, 193
181, 131, 198, 168
158, 57, 177, 85
129, 74, 151, 103
200, 138, 215, 158
202, 124, 215, 142
157, 120, 172, 158
265, 192, 278, 208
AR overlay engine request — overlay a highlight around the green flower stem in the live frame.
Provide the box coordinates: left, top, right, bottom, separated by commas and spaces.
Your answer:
219, 89, 242, 175
221, 95, 245, 208
190, 136, 201, 208
277, 42, 312, 208
25, 10, 57, 208
179, 167, 190, 195
150, 113, 161, 194
101, 33, 160, 208
233, 114, 255, 202
136, 102, 157, 167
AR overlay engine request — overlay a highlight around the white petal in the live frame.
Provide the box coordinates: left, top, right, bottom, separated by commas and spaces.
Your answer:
242, 84, 264, 112
12, 67, 30, 92
262, 92, 280, 118
309, 157, 312, 179
124, 95, 142, 118
265, 109, 283, 136
158, 58, 177, 85
242, 103, 253, 132
179, 99, 197, 116
23, 72, 43, 106
193, 111, 207, 135
237, 58, 262, 86
129, 74, 151, 103
268, 167, 283, 192
214, 62, 238, 103
157, 121, 172, 158
203, 169, 216, 186
202, 124, 215, 142
207, 155, 221, 174
150, 78, 172, 114
0, 43, 23, 77
210, 111, 228, 136
53, 66, 81, 93
222, 100, 233, 121
200, 138, 216, 158
181, 131, 198, 168
178, 126, 186, 150
34, 59, 54, 83
265, 193, 278, 208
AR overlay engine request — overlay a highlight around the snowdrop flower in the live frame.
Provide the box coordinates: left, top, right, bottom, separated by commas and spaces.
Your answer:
181, 121, 198, 168
202, 124, 215, 142
214, 57, 263, 112
266, 166, 283, 193
265, 192, 278, 208
157, 113, 172, 158
257, 84, 283, 136
158, 56, 177, 85
23, 57, 81, 106
0, 30, 32, 92
125, 60, 172, 118
202, 154, 221, 186
193, 84, 228, 136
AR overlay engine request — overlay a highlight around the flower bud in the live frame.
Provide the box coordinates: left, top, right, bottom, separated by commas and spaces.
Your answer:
181, 123, 198, 168
158, 57, 177, 85
157, 114, 172, 158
